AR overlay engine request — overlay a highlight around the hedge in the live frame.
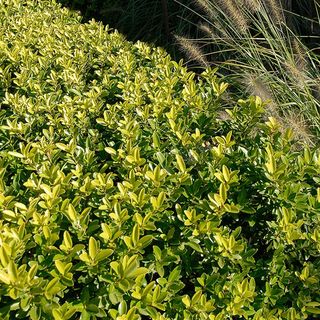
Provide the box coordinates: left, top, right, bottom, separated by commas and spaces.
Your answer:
0, 1, 320, 319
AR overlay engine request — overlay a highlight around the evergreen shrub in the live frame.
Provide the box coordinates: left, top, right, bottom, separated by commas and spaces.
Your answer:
0, 1, 320, 319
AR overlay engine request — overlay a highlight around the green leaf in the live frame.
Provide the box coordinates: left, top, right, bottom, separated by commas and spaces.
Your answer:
305, 302, 320, 307
142, 281, 155, 298
45, 278, 60, 298
182, 295, 191, 308
65, 307, 78, 319
153, 246, 162, 260
89, 237, 98, 260
132, 224, 140, 246
110, 261, 120, 275
127, 267, 149, 278
8, 151, 25, 158
126, 307, 137, 320
0, 270, 10, 284
63, 231, 73, 250
56, 143, 68, 151
55, 260, 66, 275
67, 204, 78, 222
80, 310, 91, 320
138, 235, 153, 249
28, 263, 38, 282
79, 252, 90, 263
187, 241, 203, 253
105, 147, 117, 155
95, 249, 113, 262
7, 261, 18, 282
222, 165, 230, 182
219, 183, 227, 202
305, 307, 320, 315
118, 301, 127, 316
52, 309, 64, 320
191, 290, 202, 305
168, 267, 181, 283
176, 154, 186, 173
0, 246, 10, 267
29, 306, 41, 320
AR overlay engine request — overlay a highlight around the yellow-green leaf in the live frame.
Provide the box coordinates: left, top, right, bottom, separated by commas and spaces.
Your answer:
176, 154, 186, 173
95, 249, 113, 262
67, 204, 78, 222
89, 237, 98, 260
8, 261, 18, 282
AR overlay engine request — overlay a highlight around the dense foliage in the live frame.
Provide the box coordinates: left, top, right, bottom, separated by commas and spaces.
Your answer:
0, 1, 320, 319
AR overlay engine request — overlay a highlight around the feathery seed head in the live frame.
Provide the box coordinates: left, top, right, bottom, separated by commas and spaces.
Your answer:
199, 22, 216, 39
264, 0, 285, 24
292, 39, 308, 72
283, 112, 314, 146
175, 35, 209, 67
283, 59, 309, 90
243, 72, 274, 102
193, 0, 214, 17
240, 0, 262, 12
217, 0, 249, 33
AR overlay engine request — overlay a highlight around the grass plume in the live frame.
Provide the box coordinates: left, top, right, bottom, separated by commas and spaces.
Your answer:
217, 0, 249, 33
174, 35, 209, 67
240, 0, 261, 12
174, 0, 320, 142
264, 0, 285, 24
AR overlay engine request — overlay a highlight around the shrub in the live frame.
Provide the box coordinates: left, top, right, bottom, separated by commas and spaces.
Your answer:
0, 1, 320, 319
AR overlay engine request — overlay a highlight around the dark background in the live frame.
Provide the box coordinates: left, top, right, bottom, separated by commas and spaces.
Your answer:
57, 0, 320, 62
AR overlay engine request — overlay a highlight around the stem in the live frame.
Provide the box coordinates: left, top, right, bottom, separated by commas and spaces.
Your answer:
161, 0, 170, 39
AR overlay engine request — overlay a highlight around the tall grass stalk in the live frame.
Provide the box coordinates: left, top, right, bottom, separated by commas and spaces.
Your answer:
174, 0, 320, 144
